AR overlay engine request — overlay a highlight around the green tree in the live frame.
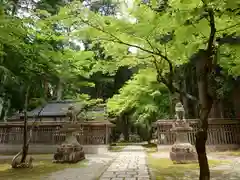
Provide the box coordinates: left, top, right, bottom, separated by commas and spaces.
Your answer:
0, 0, 98, 166
107, 68, 169, 142
55, 0, 240, 179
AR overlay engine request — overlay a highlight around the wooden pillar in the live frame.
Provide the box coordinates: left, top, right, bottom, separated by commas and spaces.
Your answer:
105, 124, 109, 144
157, 124, 160, 144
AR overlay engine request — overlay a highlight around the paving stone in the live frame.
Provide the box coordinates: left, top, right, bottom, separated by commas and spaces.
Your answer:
99, 145, 150, 180
101, 174, 116, 178
102, 172, 115, 175
134, 175, 149, 178
138, 178, 149, 180
137, 172, 149, 176
115, 172, 126, 175
118, 174, 133, 178
126, 171, 137, 175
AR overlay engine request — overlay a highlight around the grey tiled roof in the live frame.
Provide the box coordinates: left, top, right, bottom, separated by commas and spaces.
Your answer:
26, 100, 83, 117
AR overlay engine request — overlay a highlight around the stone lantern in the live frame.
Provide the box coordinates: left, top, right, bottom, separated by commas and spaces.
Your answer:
53, 105, 85, 163
53, 123, 85, 163
169, 102, 197, 164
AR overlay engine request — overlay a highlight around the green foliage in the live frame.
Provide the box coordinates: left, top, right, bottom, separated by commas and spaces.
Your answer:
0, 1, 104, 117
53, 0, 240, 76
75, 94, 105, 120
1, 0, 240, 125
107, 68, 169, 130
47, 0, 240, 141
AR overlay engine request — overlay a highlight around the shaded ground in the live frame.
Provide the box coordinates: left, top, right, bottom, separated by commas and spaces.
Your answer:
208, 153, 240, 180
142, 143, 158, 153
149, 151, 240, 180
214, 150, 240, 156
108, 145, 125, 152
42, 153, 117, 180
0, 153, 117, 180
1, 146, 239, 180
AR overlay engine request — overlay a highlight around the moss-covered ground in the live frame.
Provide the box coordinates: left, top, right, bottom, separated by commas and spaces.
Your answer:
0, 154, 87, 180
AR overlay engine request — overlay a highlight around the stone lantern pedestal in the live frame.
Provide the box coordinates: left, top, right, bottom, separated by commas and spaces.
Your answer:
169, 121, 197, 164
53, 123, 85, 163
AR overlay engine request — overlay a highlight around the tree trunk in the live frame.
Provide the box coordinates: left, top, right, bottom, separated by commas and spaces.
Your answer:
21, 86, 30, 163
44, 78, 49, 99
147, 126, 153, 144
0, 97, 3, 118
0, 98, 10, 122
11, 0, 18, 16
56, 79, 63, 100
182, 79, 189, 118
209, 100, 221, 118
168, 90, 174, 118
122, 114, 129, 141
195, 50, 213, 180
195, 110, 211, 180
0, 98, 5, 121
4, 99, 10, 122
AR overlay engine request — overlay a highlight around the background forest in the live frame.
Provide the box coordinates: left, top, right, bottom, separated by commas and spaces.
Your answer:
1, 1, 240, 179
0, 0, 172, 141
0, 0, 240, 148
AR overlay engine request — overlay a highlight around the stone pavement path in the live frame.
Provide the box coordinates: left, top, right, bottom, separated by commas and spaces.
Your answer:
99, 145, 150, 180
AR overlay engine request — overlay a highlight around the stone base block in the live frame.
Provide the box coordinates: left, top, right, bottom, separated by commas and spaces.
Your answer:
53, 143, 85, 163
170, 143, 197, 164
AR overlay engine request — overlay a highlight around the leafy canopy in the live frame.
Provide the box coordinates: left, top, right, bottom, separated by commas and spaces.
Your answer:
107, 68, 170, 122
52, 0, 240, 77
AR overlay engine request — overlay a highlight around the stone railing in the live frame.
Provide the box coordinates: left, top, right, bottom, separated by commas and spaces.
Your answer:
154, 119, 240, 148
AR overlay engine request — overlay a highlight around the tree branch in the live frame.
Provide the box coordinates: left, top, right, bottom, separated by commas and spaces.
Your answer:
146, 39, 173, 75
121, 55, 152, 60
216, 36, 240, 45
206, 8, 216, 54
217, 22, 240, 32
78, 17, 176, 62
151, 55, 198, 102
201, 0, 216, 54
147, 39, 176, 96
79, 17, 198, 102
78, 17, 157, 55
